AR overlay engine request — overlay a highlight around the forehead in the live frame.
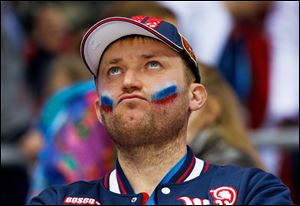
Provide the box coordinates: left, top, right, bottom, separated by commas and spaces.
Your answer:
100, 36, 180, 62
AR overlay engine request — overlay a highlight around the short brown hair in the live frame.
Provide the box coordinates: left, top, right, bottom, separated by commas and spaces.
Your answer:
182, 60, 196, 86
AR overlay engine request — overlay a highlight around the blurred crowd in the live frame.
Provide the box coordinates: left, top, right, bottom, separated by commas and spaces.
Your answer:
1, 1, 298, 205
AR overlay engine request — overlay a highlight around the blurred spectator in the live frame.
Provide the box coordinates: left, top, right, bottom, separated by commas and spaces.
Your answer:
188, 64, 265, 169
263, 1, 299, 128
39, 54, 91, 104
1, 1, 37, 204
24, 3, 69, 112
218, 1, 297, 129
28, 80, 115, 199
17, 2, 112, 114
218, 2, 274, 128
220, 3, 299, 203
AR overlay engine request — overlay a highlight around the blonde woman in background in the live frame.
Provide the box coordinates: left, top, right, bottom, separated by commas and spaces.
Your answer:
188, 64, 265, 169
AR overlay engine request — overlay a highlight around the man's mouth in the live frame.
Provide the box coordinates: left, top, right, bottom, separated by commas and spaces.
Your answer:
118, 95, 147, 104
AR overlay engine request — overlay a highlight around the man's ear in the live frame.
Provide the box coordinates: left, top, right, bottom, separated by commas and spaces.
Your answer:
95, 99, 103, 124
189, 83, 207, 111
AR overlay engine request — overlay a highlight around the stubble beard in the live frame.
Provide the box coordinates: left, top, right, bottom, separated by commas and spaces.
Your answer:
101, 98, 188, 150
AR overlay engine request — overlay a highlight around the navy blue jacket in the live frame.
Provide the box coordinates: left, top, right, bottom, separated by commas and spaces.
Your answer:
30, 147, 293, 205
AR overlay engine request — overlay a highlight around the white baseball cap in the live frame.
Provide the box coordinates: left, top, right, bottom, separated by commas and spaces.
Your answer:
80, 16, 201, 83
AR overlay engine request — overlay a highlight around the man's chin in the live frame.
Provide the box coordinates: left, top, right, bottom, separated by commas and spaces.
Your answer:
116, 113, 150, 133
105, 110, 157, 147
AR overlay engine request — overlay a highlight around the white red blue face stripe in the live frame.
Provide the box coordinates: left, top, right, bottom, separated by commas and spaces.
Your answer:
152, 85, 178, 104
100, 95, 114, 112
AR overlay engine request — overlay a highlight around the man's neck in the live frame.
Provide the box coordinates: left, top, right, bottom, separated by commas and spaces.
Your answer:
116, 138, 187, 196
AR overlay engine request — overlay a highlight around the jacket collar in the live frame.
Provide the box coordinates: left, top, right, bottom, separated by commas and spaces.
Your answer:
103, 146, 208, 195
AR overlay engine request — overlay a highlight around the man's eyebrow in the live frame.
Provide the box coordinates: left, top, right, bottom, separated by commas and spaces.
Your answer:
104, 54, 161, 67
107, 58, 123, 65
100, 58, 123, 72
140, 54, 157, 59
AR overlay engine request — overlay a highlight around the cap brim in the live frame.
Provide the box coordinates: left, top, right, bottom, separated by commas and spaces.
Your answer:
80, 17, 182, 77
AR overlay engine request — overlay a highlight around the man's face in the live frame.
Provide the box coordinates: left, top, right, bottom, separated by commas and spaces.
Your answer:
95, 36, 191, 148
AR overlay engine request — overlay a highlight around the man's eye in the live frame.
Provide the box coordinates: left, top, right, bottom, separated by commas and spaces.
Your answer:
147, 61, 161, 70
108, 67, 121, 76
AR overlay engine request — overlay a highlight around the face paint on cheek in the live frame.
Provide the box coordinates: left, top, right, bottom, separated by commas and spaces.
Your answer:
151, 84, 178, 104
100, 93, 114, 113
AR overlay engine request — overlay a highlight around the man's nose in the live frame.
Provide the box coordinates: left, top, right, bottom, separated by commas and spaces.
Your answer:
122, 69, 142, 93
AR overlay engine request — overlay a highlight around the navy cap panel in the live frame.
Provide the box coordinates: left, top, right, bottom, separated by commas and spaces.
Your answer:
156, 22, 183, 49
155, 22, 200, 83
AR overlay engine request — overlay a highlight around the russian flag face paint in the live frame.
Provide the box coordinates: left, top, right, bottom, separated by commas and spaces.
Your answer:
152, 84, 178, 104
100, 91, 114, 113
